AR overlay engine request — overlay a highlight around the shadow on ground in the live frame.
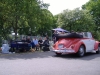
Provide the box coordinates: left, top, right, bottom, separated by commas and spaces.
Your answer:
0, 51, 55, 60
0, 51, 100, 60
53, 52, 100, 60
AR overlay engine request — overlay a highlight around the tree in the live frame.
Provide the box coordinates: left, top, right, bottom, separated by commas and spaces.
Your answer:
37, 9, 54, 36
56, 8, 95, 32
82, 0, 100, 40
0, 0, 50, 40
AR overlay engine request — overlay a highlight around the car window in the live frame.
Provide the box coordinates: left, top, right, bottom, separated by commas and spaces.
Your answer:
83, 32, 88, 38
87, 32, 92, 38
82, 32, 92, 38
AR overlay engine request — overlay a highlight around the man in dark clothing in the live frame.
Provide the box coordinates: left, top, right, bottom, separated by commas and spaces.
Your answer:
24, 37, 31, 51
26, 37, 31, 43
38, 37, 43, 50
43, 37, 50, 52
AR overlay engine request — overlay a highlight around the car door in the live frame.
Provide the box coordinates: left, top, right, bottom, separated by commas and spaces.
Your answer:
82, 39, 92, 51
89, 39, 95, 50
87, 32, 95, 50
82, 32, 95, 51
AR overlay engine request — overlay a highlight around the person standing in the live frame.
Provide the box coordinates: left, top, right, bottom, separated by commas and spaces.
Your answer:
52, 30, 58, 43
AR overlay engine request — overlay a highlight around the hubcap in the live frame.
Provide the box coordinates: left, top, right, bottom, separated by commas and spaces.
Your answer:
79, 47, 84, 55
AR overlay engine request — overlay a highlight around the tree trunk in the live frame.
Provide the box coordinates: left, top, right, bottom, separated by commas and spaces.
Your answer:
15, 15, 18, 40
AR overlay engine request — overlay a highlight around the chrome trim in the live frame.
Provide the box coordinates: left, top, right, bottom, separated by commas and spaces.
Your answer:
52, 50, 75, 53
50, 46, 75, 53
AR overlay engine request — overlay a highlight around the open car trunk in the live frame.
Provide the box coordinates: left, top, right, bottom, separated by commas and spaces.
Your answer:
55, 33, 83, 41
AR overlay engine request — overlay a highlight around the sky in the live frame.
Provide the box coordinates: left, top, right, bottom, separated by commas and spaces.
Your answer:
43, 0, 90, 15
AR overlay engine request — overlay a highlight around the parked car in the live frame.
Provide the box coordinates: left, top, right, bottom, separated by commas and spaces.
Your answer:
50, 32, 100, 57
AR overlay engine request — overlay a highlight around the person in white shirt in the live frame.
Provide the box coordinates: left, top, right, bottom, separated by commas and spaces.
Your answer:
33, 37, 39, 51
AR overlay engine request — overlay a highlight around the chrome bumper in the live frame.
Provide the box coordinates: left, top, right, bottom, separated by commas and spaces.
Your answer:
50, 46, 75, 54
52, 50, 75, 54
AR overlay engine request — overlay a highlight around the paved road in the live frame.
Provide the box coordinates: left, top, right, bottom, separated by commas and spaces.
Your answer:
0, 51, 100, 75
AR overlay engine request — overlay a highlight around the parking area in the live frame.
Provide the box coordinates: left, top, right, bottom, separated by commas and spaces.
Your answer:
0, 51, 100, 75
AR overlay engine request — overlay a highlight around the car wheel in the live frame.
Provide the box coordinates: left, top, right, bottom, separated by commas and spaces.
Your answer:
56, 52, 62, 56
96, 45, 100, 54
77, 45, 85, 57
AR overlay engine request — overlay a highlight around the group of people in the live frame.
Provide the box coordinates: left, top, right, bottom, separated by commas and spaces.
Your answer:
20, 36, 50, 52
0, 36, 50, 53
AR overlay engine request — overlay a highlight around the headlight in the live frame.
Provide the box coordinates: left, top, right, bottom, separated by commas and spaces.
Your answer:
58, 44, 64, 49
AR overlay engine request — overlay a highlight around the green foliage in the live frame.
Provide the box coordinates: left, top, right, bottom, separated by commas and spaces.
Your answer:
82, 0, 100, 40
1, 0, 100, 41
37, 9, 54, 36
55, 8, 95, 32
0, 0, 53, 40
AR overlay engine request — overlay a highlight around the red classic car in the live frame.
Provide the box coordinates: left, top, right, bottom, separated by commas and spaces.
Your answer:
50, 32, 100, 57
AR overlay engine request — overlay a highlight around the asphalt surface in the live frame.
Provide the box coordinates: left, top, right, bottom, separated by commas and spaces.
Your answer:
0, 51, 100, 75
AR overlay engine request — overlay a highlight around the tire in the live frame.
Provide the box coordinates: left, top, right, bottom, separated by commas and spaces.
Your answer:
77, 45, 85, 57
96, 45, 100, 54
56, 52, 62, 56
